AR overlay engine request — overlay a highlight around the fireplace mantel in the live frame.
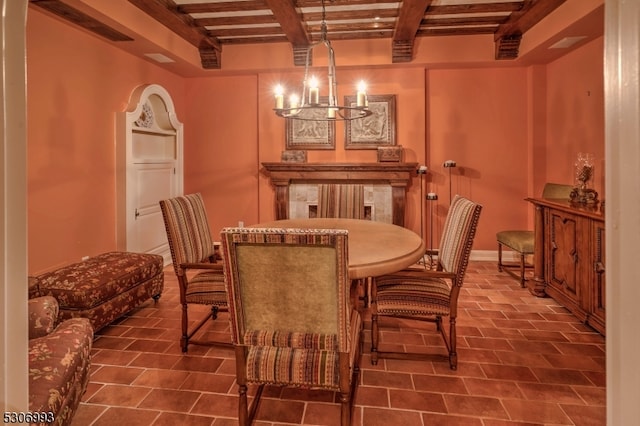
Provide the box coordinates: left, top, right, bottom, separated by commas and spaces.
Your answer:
261, 162, 418, 226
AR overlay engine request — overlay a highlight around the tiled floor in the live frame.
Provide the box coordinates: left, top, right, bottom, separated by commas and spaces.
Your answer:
71, 261, 606, 425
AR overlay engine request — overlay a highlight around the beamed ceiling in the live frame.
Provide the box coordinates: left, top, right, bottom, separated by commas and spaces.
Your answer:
31, 0, 568, 69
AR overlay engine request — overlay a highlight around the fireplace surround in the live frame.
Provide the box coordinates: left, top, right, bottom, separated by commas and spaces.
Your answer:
261, 162, 418, 226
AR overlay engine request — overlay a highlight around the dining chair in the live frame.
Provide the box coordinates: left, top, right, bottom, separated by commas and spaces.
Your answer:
496, 182, 573, 286
318, 183, 369, 307
220, 227, 362, 426
318, 183, 365, 219
159, 193, 228, 352
370, 195, 482, 370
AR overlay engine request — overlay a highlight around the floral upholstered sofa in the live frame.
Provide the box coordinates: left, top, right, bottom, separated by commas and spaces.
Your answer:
28, 296, 93, 426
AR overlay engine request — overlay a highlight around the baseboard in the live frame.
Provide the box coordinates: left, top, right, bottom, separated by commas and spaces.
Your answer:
469, 250, 521, 262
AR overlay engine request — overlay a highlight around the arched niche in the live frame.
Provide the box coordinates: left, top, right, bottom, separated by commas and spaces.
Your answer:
116, 84, 183, 264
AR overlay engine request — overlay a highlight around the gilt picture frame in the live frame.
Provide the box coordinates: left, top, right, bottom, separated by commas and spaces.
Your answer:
285, 97, 336, 150
344, 94, 396, 149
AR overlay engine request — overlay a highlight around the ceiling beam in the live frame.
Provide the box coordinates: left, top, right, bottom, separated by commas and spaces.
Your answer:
392, 0, 432, 63
30, 0, 133, 42
127, 0, 222, 69
264, 0, 310, 66
495, 0, 567, 37
495, 33, 522, 59
494, 0, 567, 59
46, 0, 577, 69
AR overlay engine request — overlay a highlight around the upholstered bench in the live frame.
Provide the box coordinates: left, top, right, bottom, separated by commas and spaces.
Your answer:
29, 251, 164, 331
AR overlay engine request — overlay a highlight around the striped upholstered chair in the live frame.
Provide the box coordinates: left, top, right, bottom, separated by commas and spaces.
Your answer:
370, 195, 482, 370
159, 193, 228, 352
220, 227, 362, 426
318, 183, 369, 307
318, 183, 365, 219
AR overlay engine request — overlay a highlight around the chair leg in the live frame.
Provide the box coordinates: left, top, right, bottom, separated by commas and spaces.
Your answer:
371, 313, 379, 365
181, 302, 189, 352
498, 244, 530, 287
182, 305, 218, 353
350, 279, 367, 310
359, 278, 369, 307
448, 316, 457, 370
339, 391, 350, 426
236, 345, 256, 426
238, 383, 249, 426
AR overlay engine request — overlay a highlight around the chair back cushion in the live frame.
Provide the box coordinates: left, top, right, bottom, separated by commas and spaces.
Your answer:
438, 195, 482, 283
159, 193, 214, 275
221, 228, 352, 352
318, 184, 365, 219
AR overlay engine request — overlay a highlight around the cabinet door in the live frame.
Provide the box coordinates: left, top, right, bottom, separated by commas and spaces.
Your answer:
590, 220, 606, 334
545, 208, 588, 317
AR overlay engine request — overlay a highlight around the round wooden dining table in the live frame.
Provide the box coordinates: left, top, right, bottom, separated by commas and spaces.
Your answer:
252, 218, 426, 279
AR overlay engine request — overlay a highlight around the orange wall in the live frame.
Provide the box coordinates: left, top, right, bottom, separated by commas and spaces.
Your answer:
545, 37, 605, 196
25, 7, 605, 273
182, 66, 426, 238
26, 8, 185, 273
183, 75, 260, 233
426, 67, 530, 249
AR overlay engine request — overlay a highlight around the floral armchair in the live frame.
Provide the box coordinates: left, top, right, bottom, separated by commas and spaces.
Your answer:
28, 296, 93, 426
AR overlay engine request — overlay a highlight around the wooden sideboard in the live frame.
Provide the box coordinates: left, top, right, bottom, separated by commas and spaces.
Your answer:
526, 197, 605, 335
261, 162, 418, 227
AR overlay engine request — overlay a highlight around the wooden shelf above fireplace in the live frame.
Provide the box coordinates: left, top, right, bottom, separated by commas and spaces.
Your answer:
261, 162, 418, 226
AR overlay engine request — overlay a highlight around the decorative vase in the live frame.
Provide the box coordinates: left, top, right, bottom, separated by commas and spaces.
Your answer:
570, 152, 599, 205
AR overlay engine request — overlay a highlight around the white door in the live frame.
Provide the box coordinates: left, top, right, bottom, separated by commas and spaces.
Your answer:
129, 162, 176, 257
116, 84, 183, 265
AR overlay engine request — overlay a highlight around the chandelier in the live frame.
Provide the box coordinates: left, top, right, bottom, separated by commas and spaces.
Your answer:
273, 0, 372, 121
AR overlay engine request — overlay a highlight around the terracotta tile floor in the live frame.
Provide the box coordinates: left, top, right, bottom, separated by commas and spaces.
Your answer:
72, 261, 606, 425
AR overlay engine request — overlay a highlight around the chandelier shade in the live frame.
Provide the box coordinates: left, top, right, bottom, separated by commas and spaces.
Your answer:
274, 0, 372, 121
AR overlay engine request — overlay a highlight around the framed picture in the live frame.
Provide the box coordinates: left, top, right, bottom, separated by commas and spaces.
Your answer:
285, 97, 336, 150
344, 94, 396, 149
